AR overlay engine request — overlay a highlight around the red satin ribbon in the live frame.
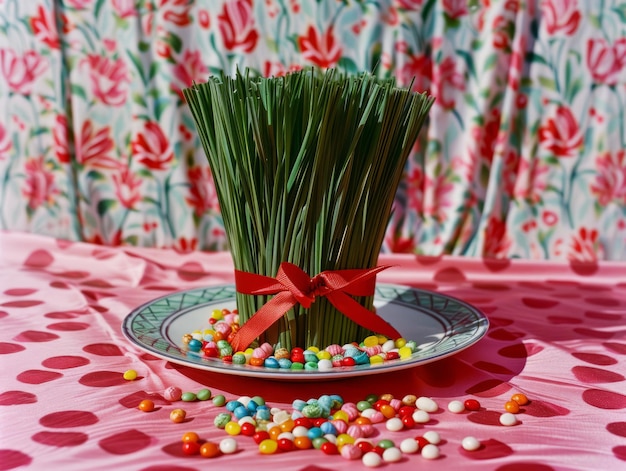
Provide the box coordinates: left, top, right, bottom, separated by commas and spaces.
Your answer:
229, 262, 401, 351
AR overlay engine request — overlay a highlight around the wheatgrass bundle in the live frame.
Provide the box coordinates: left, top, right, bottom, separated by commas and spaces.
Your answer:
183, 68, 433, 351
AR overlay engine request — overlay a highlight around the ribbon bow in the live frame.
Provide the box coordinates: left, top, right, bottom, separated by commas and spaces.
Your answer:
229, 262, 401, 352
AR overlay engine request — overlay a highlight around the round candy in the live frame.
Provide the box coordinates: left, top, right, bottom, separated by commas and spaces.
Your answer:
164, 386, 182, 401
200, 441, 220, 458
362, 451, 382, 468
214, 412, 232, 428
181, 392, 197, 402
170, 408, 186, 423
462, 436, 481, 451
511, 393, 529, 406
385, 417, 403, 432
447, 400, 465, 413
499, 412, 518, 426
504, 400, 521, 414
212, 395, 226, 406
464, 398, 481, 411
421, 443, 440, 460
123, 369, 137, 381
400, 438, 419, 454
138, 399, 154, 412
423, 430, 441, 445
219, 437, 238, 454
416, 396, 438, 412
382, 447, 402, 463
196, 388, 211, 401
340, 443, 362, 460
412, 410, 430, 423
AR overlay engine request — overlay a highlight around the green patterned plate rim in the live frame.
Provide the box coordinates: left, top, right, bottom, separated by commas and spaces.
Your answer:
122, 284, 489, 380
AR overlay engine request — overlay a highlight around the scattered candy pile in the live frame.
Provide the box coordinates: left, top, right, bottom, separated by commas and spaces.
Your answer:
123, 371, 530, 467
181, 308, 421, 371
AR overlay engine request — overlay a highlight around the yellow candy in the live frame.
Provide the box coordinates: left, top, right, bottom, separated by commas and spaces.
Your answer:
123, 369, 137, 381
395, 337, 407, 349
398, 346, 412, 359
211, 309, 224, 320
336, 433, 355, 448
333, 410, 350, 423
363, 335, 379, 347
369, 355, 384, 365
376, 334, 388, 345
306, 345, 320, 353
316, 351, 331, 361
224, 421, 241, 436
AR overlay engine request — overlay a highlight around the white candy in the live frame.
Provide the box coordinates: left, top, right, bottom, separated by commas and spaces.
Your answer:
237, 395, 251, 406
462, 436, 481, 451
500, 412, 518, 426
447, 400, 465, 413
416, 396, 438, 413
421, 443, 440, 460
362, 451, 382, 467
382, 339, 396, 352
317, 359, 333, 370
292, 425, 309, 437
385, 417, 404, 432
237, 416, 256, 425
412, 409, 430, 423
324, 434, 337, 444
361, 408, 376, 419
382, 447, 402, 463
219, 437, 238, 454
400, 438, 419, 454
277, 432, 295, 441
272, 410, 291, 424
423, 430, 441, 445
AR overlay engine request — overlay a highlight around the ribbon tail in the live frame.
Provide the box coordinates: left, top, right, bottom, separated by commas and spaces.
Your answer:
326, 291, 402, 340
229, 291, 297, 352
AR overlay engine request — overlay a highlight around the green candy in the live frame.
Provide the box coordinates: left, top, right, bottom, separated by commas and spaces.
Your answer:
365, 393, 378, 404
212, 394, 226, 406
312, 437, 328, 449
290, 362, 304, 370
302, 403, 323, 418
232, 353, 246, 364
304, 361, 318, 370
214, 412, 231, 428
357, 400, 372, 411
196, 388, 211, 401
250, 395, 265, 406
181, 392, 197, 402
377, 439, 395, 449
304, 353, 318, 363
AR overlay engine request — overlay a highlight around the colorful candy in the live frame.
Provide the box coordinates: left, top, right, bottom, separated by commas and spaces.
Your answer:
170, 408, 186, 423
123, 369, 138, 381
138, 399, 155, 412
462, 436, 481, 451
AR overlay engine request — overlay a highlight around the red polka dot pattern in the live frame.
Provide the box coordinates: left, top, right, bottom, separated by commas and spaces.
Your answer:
2, 233, 625, 470
39, 411, 99, 428
99, 429, 153, 455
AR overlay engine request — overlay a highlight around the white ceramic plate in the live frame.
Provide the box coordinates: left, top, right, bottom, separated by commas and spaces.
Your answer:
122, 284, 488, 380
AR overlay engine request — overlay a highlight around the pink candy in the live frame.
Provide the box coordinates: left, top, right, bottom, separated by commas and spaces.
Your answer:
389, 398, 403, 411
331, 419, 348, 434
363, 345, 382, 356
326, 344, 344, 356
340, 443, 362, 460
359, 423, 375, 437
163, 386, 182, 401
213, 322, 231, 335
341, 402, 360, 421
369, 411, 385, 423
346, 424, 364, 439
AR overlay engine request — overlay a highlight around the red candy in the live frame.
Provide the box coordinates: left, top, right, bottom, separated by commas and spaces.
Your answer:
320, 442, 338, 455
398, 406, 415, 417
253, 431, 270, 444
356, 441, 374, 453
294, 417, 313, 428
182, 441, 201, 455
401, 415, 416, 428
277, 438, 295, 451
341, 357, 356, 367
415, 436, 430, 449
464, 399, 481, 411
240, 422, 256, 436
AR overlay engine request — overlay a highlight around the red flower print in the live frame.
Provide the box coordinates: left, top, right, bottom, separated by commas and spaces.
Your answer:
112, 164, 143, 210
218, 0, 259, 53
0, 49, 48, 94
82, 54, 129, 106
587, 38, 626, 86
398, 52, 432, 91
568, 227, 601, 262
423, 173, 455, 223
483, 216, 511, 258
186, 165, 220, 217
433, 56, 464, 109
472, 108, 501, 163
172, 49, 208, 95
443, 0, 468, 19
75, 120, 118, 169
492, 15, 511, 50
53, 115, 71, 164
541, 0, 581, 36
385, 234, 416, 253
174, 237, 199, 253
591, 150, 626, 206
298, 25, 342, 68
542, 210, 558, 226
30, 5, 60, 49
262, 61, 302, 78
112, 0, 137, 19
66, 0, 92, 8
158, 0, 192, 26
394, 0, 423, 10
0, 122, 11, 159
512, 157, 549, 204
538, 105, 583, 158
197, 9, 210, 29
406, 165, 424, 210
131, 121, 174, 171
22, 156, 59, 211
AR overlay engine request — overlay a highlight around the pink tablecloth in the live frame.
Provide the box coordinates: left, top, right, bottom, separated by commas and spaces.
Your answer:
1, 231, 625, 471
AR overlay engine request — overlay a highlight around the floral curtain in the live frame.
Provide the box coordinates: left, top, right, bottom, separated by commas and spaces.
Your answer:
0, 0, 625, 260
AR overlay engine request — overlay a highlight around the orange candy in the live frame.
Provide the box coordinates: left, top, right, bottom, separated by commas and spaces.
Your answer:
294, 436, 312, 450
181, 431, 200, 443
511, 393, 529, 406
249, 357, 265, 367
380, 404, 396, 419
504, 400, 521, 414
279, 419, 295, 432
268, 426, 282, 441
200, 441, 220, 458
138, 399, 155, 412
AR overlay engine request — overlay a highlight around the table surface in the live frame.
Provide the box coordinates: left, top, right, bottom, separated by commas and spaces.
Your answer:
1, 231, 625, 471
